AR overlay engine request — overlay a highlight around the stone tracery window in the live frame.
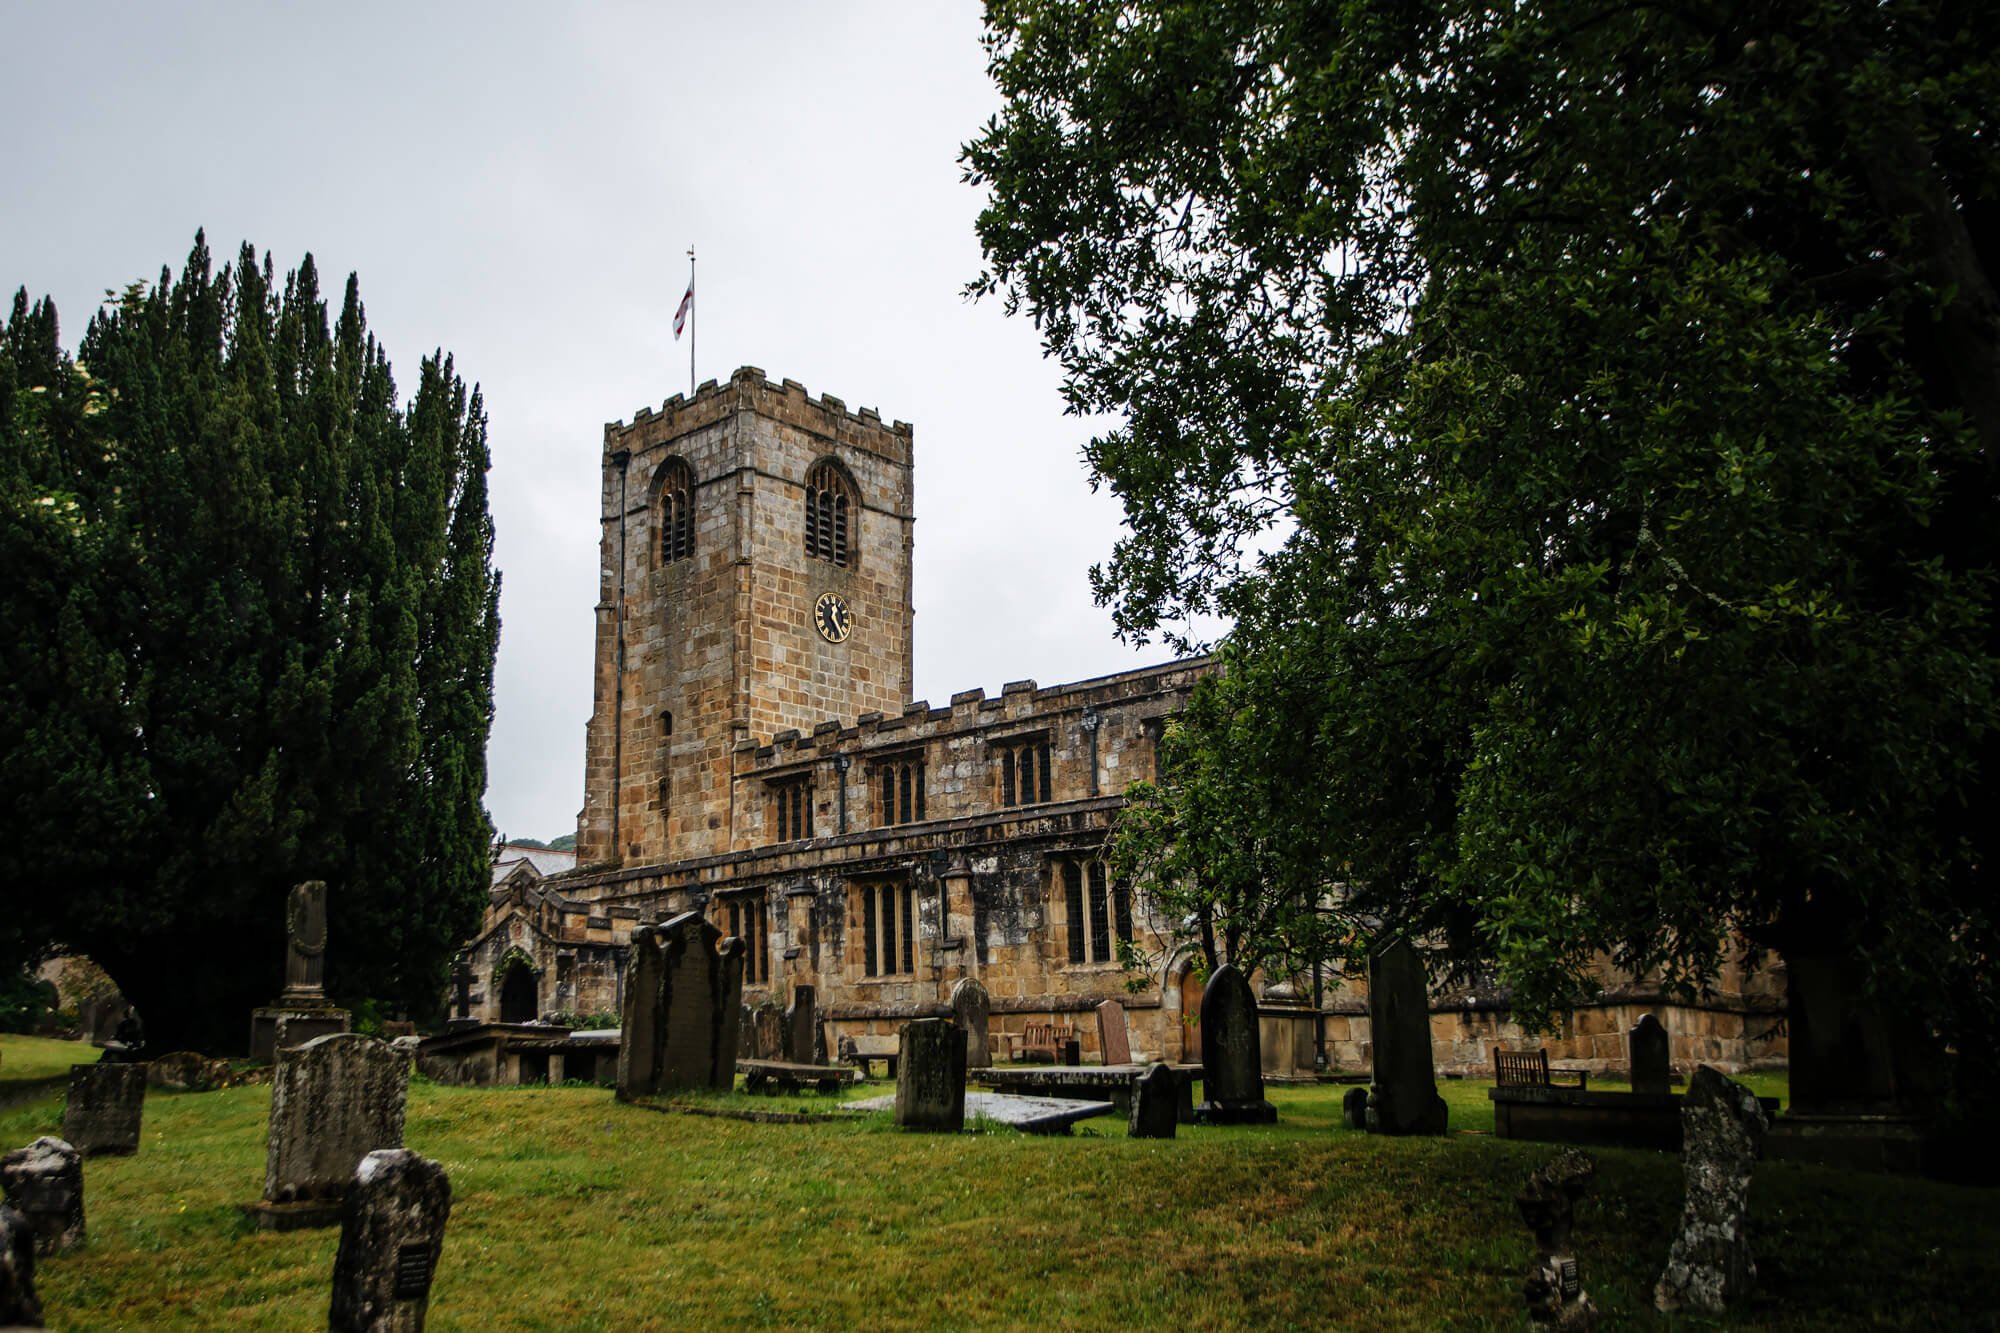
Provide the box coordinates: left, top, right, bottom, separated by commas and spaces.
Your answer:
875, 755, 926, 826
1058, 858, 1131, 965
656, 457, 695, 564
721, 893, 769, 984
770, 776, 814, 843
997, 735, 1053, 807
804, 459, 853, 566
857, 878, 916, 977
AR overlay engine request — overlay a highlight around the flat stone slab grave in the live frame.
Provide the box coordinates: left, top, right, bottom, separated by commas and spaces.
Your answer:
738, 1059, 859, 1095
976, 1064, 1201, 1123
846, 1091, 1114, 1136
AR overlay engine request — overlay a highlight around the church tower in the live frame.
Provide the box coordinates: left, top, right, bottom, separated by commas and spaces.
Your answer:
574, 367, 916, 867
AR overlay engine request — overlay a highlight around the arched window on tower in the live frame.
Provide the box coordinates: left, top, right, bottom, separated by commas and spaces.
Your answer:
656, 457, 695, 564
804, 459, 853, 566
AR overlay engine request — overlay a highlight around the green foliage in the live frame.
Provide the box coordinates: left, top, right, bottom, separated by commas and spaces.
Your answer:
0, 973, 57, 1035
968, 2, 1999, 1051
0, 235, 500, 1051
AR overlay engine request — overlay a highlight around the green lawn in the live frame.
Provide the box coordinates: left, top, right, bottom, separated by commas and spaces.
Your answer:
0, 1034, 95, 1084
0, 1060, 1988, 1330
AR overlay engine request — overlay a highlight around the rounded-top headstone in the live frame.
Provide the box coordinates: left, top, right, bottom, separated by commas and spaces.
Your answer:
949, 978, 991, 1069
1195, 964, 1276, 1124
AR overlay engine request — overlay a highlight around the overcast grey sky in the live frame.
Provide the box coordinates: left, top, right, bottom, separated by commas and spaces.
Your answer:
3, 2, 1207, 841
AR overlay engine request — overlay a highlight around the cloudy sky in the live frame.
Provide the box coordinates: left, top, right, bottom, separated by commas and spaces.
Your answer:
4, 2, 1208, 841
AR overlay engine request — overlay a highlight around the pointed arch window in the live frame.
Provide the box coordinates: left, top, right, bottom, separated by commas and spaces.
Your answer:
656, 457, 695, 564
804, 460, 853, 566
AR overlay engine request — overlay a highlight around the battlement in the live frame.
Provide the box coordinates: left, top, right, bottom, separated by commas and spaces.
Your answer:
604, 365, 913, 465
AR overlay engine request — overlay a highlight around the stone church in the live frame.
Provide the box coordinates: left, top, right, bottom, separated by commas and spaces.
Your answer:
450, 366, 1785, 1079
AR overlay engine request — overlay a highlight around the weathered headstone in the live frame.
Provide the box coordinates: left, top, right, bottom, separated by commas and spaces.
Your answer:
1655, 1065, 1767, 1316
250, 880, 352, 1062
0, 1139, 84, 1256
1343, 1086, 1370, 1131
1195, 964, 1277, 1124
1096, 998, 1132, 1066
62, 1064, 145, 1157
616, 912, 745, 1100
1364, 937, 1448, 1136
1128, 1062, 1178, 1139
147, 1050, 231, 1092
894, 1018, 966, 1133
784, 985, 820, 1065
1629, 1014, 1671, 1097
252, 1034, 409, 1230
0, 1205, 41, 1328
328, 1149, 452, 1333
1518, 1149, 1599, 1330
950, 978, 991, 1069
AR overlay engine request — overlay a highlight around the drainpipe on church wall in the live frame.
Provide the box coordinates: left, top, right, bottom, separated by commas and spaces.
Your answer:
834, 753, 850, 834
1082, 705, 1101, 797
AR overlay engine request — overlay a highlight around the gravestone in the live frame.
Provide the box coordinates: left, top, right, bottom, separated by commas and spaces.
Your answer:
1096, 998, 1132, 1066
616, 912, 745, 1101
1128, 1062, 1178, 1139
250, 880, 353, 1062
147, 1051, 230, 1092
328, 1149, 452, 1333
784, 985, 821, 1065
63, 1064, 145, 1157
950, 978, 991, 1069
1343, 1086, 1370, 1131
1518, 1149, 1599, 1330
751, 1001, 784, 1061
1364, 937, 1448, 1136
0, 1138, 84, 1256
1195, 964, 1277, 1124
1655, 1066, 1767, 1316
894, 1018, 966, 1133
252, 1034, 409, 1231
0, 1205, 41, 1328
1629, 1014, 1671, 1097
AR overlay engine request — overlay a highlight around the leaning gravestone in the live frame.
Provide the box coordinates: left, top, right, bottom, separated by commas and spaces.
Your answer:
251, 1034, 409, 1231
950, 978, 992, 1069
1096, 998, 1132, 1066
1364, 937, 1448, 1136
1655, 1065, 1768, 1316
0, 1139, 84, 1256
63, 1064, 145, 1157
328, 1149, 452, 1333
1629, 1014, 1671, 1097
617, 912, 745, 1100
0, 1204, 41, 1328
1128, 1062, 1178, 1139
1518, 1149, 1599, 1330
784, 985, 821, 1066
1195, 964, 1277, 1124
894, 1018, 966, 1133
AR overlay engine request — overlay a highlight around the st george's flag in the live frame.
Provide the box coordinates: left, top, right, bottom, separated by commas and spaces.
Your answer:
673, 282, 694, 340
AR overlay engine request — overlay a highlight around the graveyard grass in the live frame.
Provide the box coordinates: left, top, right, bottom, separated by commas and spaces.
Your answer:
0, 1052, 1991, 1330
0, 1036, 96, 1084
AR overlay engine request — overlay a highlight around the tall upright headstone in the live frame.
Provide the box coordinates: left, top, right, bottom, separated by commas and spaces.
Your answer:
1195, 964, 1277, 1124
616, 912, 745, 1100
0, 1204, 41, 1329
251, 1034, 409, 1231
784, 985, 821, 1065
1365, 937, 1448, 1135
250, 880, 352, 1062
894, 1018, 966, 1133
1096, 998, 1132, 1066
1655, 1066, 1767, 1316
63, 1064, 145, 1157
0, 1139, 84, 1256
1628, 1014, 1671, 1097
950, 978, 991, 1069
329, 1149, 452, 1333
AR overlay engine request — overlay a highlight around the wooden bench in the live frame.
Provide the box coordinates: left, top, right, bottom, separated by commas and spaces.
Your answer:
737, 1058, 858, 1096
839, 1033, 899, 1079
1495, 1048, 1588, 1090
1009, 1020, 1078, 1064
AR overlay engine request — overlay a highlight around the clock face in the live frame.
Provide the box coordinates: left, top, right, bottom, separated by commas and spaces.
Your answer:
813, 591, 852, 644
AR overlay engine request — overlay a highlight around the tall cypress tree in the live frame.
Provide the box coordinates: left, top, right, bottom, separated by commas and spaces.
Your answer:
1, 234, 498, 1049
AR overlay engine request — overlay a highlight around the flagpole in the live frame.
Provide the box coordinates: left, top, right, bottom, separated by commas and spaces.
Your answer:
687, 246, 696, 398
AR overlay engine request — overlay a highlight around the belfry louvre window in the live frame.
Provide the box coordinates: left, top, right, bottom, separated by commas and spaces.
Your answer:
998, 736, 1053, 807
770, 778, 814, 843
858, 880, 916, 977
1060, 859, 1132, 964
876, 756, 926, 825
656, 457, 695, 563
804, 460, 852, 565
721, 894, 769, 984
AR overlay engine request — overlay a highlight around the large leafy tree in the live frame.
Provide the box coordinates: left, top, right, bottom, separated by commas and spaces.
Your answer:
966, 0, 1998, 1063
0, 235, 500, 1051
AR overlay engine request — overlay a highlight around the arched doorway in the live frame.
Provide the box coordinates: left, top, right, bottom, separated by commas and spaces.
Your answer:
1179, 964, 1204, 1063
499, 961, 539, 1024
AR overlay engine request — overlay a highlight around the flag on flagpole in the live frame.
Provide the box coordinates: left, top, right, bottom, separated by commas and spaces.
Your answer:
673, 282, 694, 340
